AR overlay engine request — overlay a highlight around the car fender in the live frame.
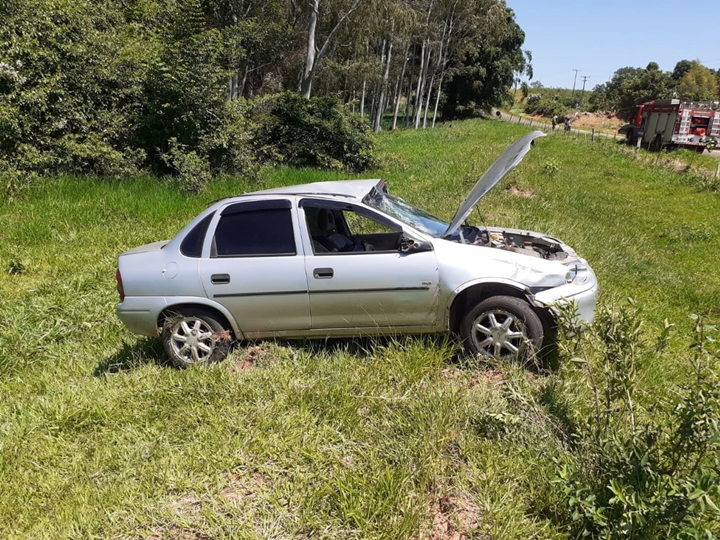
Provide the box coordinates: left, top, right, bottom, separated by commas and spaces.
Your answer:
161, 296, 248, 341
443, 277, 537, 329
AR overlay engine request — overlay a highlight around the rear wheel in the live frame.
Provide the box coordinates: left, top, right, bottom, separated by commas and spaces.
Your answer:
162, 308, 232, 368
460, 296, 543, 361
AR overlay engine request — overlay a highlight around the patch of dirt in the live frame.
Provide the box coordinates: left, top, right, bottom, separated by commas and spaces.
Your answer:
149, 525, 212, 540
506, 185, 535, 198
567, 112, 625, 132
233, 345, 263, 372
425, 484, 486, 540
220, 470, 269, 504
471, 369, 505, 389
528, 111, 625, 133
170, 494, 201, 516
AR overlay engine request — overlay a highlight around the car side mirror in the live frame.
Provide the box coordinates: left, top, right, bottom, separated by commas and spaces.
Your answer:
399, 234, 432, 254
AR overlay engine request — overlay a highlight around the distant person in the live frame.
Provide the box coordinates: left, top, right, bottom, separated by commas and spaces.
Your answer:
564, 118, 571, 132
551, 115, 557, 130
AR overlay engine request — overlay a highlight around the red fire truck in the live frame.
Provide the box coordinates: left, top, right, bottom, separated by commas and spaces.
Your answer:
625, 99, 720, 152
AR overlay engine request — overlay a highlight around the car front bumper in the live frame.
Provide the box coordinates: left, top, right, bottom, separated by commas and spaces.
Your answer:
533, 270, 598, 324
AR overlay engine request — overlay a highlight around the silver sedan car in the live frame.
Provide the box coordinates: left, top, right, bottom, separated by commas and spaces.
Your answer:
116, 132, 597, 367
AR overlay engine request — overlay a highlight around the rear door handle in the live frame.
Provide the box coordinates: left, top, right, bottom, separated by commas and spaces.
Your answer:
313, 267, 334, 279
211, 273, 231, 285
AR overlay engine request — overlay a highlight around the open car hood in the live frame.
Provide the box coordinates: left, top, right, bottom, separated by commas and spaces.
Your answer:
443, 130, 546, 237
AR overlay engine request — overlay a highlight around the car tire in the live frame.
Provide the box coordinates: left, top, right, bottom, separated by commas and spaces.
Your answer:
460, 296, 543, 361
162, 308, 232, 368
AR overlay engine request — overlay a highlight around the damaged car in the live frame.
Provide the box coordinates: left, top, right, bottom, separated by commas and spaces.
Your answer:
116, 131, 597, 367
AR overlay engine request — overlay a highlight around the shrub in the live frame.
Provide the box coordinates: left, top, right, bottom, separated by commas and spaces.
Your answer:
524, 97, 568, 119
550, 301, 720, 539
160, 138, 212, 194
252, 92, 378, 172
198, 99, 259, 179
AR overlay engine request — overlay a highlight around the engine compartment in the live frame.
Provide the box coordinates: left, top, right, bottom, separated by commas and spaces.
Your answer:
454, 226, 570, 260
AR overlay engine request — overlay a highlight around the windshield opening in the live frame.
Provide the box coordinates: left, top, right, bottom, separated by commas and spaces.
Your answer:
364, 189, 448, 237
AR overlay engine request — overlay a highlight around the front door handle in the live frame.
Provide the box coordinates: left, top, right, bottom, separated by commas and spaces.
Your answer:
211, 273, 231, 285
313, 267, 334, 279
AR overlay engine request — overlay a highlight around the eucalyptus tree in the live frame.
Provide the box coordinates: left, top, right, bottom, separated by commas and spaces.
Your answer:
201, 0, 291, 99
299, 0, 365, 98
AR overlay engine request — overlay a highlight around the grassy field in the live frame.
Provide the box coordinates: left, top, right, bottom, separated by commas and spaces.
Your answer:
1, 119, 719, 538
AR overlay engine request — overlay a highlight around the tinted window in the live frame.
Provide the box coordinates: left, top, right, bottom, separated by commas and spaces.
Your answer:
180, 212, 215, 258
213, 208, 296, 257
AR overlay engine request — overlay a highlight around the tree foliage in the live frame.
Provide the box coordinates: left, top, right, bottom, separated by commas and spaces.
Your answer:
602, 63, 673, 116
678, 61, 719, 102
442, 6, 527, 119
252, 92, 377, 171
0, 0, 527, 180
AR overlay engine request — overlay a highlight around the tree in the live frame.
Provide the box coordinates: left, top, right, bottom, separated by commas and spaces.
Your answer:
587, 83, 608, 112
202, 0, 292, 99
671, 59, 693, 81
604, 63, 672, 116
678, 61, 719, 101
441, 4, 526, 119
300, 0, 364, 98
0, 0, 155, 175
513, 49, 532, 100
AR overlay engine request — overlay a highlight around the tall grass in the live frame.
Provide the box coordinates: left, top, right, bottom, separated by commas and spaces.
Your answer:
0, 118, 718, 537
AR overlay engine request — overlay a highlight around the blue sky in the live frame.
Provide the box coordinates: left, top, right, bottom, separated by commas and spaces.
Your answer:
504, 0, 720, 89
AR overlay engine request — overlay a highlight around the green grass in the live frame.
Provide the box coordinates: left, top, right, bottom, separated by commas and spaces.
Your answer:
1, 118, 719, 538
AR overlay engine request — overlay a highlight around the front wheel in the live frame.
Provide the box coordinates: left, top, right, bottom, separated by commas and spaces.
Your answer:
460, 296, 544, 361
162, 308, 232, 368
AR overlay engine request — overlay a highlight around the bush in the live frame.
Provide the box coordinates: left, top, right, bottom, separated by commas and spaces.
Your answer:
549, 301, 720, 539
199, 99, 259, 179
252, 92, 378, 172
523, 97, 568, 119
160, 138, 212, 194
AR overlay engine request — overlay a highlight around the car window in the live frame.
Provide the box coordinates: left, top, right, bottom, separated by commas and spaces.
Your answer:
343, 209, 396, 235
303, 202, 401, 254
180, 212, 215, 258
212, 204, 296, 257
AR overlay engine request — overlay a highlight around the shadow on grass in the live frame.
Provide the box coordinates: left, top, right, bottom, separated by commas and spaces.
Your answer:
283, 333, 457, 359
94, 337, 169, 375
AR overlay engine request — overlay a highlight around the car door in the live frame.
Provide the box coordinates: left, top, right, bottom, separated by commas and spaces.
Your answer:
198, 199, 311, 336
300, 200, 439, 330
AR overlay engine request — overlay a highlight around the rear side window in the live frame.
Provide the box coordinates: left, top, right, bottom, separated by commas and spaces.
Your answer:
213, 201, 296, 257
180, 212, 215, 258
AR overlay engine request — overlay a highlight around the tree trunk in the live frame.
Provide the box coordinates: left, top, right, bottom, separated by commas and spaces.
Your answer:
391, 44, 410, 131
239, 66, 249, 98
414, 40, 432, 129
404, 56, 415, 128
360, 79, 366, 117
300, 0, 319, 98
374, 37, 393, 133
431, 68, 446, 128
413, 40, 426, 129
300, 0, 363, 99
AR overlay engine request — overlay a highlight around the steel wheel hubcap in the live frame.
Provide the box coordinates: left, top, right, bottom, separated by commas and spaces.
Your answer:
170, 318, 214, 364
472, 309, 527, 359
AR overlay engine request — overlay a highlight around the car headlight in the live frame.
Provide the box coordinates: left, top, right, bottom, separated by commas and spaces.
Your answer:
565, 263, 589, 284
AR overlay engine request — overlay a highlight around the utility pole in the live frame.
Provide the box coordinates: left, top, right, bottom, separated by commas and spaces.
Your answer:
580, 75, 591, 107
570, 68, 581, 99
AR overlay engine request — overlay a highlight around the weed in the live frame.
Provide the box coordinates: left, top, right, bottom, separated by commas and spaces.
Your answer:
542, 158, 560, 176
160, 138, 213, 194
